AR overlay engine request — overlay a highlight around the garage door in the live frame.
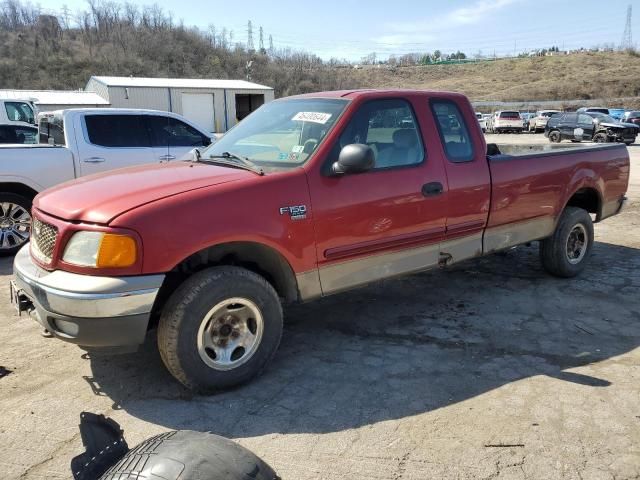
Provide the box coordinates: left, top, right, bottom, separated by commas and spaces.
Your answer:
181, 93, 215, 133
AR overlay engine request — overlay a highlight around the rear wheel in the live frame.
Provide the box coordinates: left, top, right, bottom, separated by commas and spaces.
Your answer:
549, 130, 561, 143
594, 133, 608, 143
157, 266, 283, 392
540, 207, 593, 278
0, 193, 32, 256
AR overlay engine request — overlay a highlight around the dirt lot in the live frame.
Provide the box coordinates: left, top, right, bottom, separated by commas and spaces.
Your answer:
1, 134, 639, 480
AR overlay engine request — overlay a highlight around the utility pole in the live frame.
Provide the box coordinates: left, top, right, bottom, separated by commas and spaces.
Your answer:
259, 26, 264, 52
247, 20, 255, 52
621, 4, 633, 50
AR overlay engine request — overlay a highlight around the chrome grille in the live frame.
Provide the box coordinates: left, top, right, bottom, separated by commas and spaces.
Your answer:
31, 218, 58, 263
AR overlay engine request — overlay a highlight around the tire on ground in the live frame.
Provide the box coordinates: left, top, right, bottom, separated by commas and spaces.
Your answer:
0, 192, 32, 256
548, 130, 561, 143
594, 132, 608, 143
539, 206, 594, 278
157, 266, 283, 392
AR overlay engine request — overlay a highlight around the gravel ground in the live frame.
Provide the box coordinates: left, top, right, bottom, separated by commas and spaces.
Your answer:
0, 134, 638, 480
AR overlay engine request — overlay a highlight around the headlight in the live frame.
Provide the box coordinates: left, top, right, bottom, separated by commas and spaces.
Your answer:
63, 231, 137, 268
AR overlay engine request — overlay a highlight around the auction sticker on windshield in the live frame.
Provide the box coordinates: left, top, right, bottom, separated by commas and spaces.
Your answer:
292, 112, 332, 124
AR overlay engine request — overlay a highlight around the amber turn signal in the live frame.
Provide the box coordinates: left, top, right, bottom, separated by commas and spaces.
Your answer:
96, 234, 137, 268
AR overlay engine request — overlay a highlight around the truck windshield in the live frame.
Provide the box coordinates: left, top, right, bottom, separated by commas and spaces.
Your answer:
201, 98, 348, 169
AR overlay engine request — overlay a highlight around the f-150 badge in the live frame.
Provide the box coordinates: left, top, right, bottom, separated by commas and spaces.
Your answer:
280, 205, 307, 220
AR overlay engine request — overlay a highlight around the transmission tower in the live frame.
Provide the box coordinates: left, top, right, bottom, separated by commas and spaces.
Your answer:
621, 4, 633, 50
259, 26, 264, 51
247, 20, 255, 51
269, 34, 274, 53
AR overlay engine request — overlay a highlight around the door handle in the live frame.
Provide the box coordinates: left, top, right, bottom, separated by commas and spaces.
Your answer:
159, 155, 176, 161
83, 157, 105, 163
422, 182, 443, 197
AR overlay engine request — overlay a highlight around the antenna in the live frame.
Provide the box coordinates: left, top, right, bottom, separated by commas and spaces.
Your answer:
247, 20, 255, 52
259, 26, 264, 52
621, 4, 633, 50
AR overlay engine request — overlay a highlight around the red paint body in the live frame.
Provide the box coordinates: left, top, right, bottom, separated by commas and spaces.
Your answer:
33, 90, 630, 283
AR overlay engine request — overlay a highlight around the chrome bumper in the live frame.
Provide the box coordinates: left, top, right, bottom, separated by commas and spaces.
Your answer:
12, 244, 165, 348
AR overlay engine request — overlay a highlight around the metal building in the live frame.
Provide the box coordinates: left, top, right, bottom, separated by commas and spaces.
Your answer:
86, 76, 274, 133
0, 89, 110, 111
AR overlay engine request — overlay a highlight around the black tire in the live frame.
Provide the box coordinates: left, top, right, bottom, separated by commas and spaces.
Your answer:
548, 130, 561, 143
0, 193, 32, 256
540, 207, 594, 278
624, 140, 634, 146
594, 132, 608, 143
100, 430, 279, 480
157, 266, 283, 392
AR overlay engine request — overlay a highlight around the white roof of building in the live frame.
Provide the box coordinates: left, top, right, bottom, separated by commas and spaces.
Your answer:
89, 76, 273, 91
0, 89, 110, 105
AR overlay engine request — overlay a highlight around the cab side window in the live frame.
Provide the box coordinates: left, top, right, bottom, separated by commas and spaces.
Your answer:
578, 114, 594, 126
337, 99, 424, 170
146, 116, 209, 147
431, 100, 474, 163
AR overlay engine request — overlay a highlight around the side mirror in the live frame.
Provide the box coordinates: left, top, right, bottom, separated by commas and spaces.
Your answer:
331, 144, 374, 175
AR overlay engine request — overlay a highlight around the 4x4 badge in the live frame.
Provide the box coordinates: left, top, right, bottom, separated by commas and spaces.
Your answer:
279, 205, 307, 220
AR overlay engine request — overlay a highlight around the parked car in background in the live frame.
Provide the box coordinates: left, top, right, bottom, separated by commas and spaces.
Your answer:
0, 99, 36, 126
577, 107, 610, 115
0, 108, 213, 255
621, 110, 640, 127
528, 110, 561, 133
545, 111, 637, 144
490, 110, 523, 133
520, 112, 533, 130
0, 124, 37, 144
11, 89, 629, 392
475, 112, 487, 132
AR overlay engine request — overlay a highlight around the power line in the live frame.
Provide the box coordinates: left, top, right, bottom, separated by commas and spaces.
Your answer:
621, 4, 632, 49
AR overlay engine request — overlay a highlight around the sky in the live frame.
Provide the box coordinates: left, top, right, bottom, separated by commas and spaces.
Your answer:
37, 0, 639, 61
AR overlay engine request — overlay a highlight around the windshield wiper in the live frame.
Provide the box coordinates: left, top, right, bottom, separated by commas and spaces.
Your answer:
201, 151, 264, 176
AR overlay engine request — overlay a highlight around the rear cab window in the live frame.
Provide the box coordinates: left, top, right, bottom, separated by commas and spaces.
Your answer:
84, 114, 150, 147
38, 114, 65, 145
431, 100, 474, 163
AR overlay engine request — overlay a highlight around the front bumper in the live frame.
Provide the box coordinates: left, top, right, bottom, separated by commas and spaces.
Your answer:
12, 245, 165, 348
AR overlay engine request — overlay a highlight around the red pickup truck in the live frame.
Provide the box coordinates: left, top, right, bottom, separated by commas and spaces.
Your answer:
12, 90, 629, 392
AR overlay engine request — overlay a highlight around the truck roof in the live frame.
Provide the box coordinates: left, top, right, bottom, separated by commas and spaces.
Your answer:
287, 89, 469, 101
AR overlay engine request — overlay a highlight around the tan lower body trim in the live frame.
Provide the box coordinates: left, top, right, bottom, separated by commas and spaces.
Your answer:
297, 217, 555, 301
483, 216, 555, 253
318, 241, 440, 296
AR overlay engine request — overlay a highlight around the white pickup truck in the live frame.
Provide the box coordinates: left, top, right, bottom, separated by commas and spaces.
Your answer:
0, 108, 213, 255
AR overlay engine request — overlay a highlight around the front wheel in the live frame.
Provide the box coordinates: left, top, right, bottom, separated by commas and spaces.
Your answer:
158, 266, 283, 392
594, 133, 608, 143
548, 130, 561, 143
540, 207, 594, 278
0, 193, 32, 256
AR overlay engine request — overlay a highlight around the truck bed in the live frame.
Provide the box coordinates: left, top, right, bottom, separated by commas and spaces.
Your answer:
484, 143, 629, 252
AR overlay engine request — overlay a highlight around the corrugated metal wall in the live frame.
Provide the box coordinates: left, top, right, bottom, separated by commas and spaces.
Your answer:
87, 79, 275, 133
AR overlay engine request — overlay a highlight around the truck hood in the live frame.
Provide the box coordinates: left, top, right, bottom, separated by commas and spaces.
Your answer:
34, 161, 254, 224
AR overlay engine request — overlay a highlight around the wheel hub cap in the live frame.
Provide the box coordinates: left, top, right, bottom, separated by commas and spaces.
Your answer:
566, 224, 588, 264
197, 298, 264, 371
0, 202, 31, 250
